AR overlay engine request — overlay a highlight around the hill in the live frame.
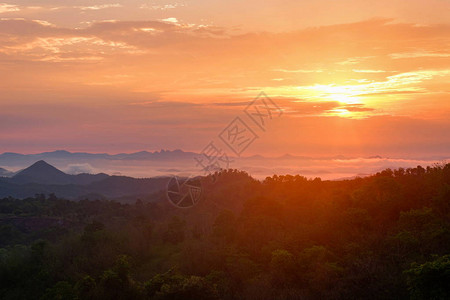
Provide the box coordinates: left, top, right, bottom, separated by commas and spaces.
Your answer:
0, 164, 448, 299
0, 160, 168, 202
12, 160, 72, 185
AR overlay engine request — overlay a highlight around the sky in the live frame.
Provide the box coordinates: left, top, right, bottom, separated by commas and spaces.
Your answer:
0, 0, 449, 158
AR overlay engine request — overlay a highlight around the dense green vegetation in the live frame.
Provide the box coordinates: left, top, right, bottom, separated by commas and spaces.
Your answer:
1, 164, 449, 299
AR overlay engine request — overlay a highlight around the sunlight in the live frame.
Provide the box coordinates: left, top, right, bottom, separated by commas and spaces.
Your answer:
327, 108, 352, 117
1, 1, 449, 297
309, 84, 362, 104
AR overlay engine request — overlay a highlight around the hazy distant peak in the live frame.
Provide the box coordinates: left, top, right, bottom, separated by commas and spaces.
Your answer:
51, 150, 70, 154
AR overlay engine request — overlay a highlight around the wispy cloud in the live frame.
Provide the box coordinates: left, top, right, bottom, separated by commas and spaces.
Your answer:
0, 18, 449, 155
160, 17, 179, 24
140, 3, 186, 10
352, 69, 387, 73
0, 3, 19, 13
389, 51, 450, 59
336, 56, 374, 65
76, 4, 122, 11
274, 69, 324, 73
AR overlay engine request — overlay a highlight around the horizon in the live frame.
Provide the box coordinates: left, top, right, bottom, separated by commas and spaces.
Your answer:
5, 157, 450, 180
1, 148, 450, 160
1, 149, 448, 181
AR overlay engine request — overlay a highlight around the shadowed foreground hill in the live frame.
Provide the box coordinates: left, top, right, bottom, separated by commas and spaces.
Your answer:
12, 160, 75, 185
11, 160, 109, 185
0, 164, 449, 299
0, 161, 169, 202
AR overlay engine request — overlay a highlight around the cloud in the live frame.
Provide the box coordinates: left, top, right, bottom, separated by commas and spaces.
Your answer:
76, 4, 122, 11
336, 56, 375, 65
64, 163, 96, 174
340, 104, 375, 112
161, 17, 179, 24
352, 69, 387, 73
274, 69, 324, 73
389, 51, 450, 59
0, 3, 19, 13
140, 3, 185, 10
0, 18, 449, 156
0, 18, 448, 112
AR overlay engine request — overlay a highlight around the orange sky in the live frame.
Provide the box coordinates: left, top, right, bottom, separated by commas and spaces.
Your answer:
0, 1, 449, 157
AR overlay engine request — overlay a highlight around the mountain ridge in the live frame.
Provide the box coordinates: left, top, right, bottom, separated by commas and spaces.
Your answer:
2, 150, 448, 161
11, 160, 109, 185
0, 160, 169, 202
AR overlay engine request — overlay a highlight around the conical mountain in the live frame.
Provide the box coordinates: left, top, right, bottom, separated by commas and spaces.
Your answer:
12, 160, 71, 184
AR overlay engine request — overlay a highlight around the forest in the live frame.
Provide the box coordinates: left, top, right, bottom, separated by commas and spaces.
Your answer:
0, 164, 449, 299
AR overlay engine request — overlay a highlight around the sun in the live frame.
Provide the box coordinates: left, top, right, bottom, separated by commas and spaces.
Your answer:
265, 82, 374, 118
312, 84, 362, 105
327, 108, 352, 117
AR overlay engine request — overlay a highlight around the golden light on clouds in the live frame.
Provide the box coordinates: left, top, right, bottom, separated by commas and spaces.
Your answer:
0, 1, 448, 156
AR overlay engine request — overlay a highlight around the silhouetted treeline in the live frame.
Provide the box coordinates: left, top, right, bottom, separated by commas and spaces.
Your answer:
0, 164, 449, 299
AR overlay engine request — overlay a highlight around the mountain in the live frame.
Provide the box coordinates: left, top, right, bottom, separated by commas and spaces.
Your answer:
12, 160, 70, 185
0, 161, 169, 202
86, 176, 169, 198
0, 149, 197, 164
71, 173, 110, 185
11, 160, 109, 185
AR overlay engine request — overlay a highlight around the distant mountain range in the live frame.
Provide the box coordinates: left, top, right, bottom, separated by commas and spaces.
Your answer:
0, 149, 198, 166
0, 160, 169, 202
1, 150, 447, 183
1, 150, 446, 166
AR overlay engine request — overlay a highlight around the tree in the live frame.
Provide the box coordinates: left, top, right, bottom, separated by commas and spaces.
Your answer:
40, 281, 76, 300
163, 216, 186, 244
269, 249, 296, 288
212, 210, 236, 242
405, 255, 450, 300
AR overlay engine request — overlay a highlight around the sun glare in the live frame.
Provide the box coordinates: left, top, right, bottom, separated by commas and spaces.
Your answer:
311, 84, 362, 104
326, 108, 352, 117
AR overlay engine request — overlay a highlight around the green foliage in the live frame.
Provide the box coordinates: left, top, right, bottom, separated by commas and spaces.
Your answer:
157, 275, 219, 300
145, 270, 219, 300
0, 164, 449, 299
405, 255, 450, 300
212, 210, 236, 241
40, 281, 76, 300
269, 249, 296, 287
163, 216, 186, 244
75, 275, 96, 300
